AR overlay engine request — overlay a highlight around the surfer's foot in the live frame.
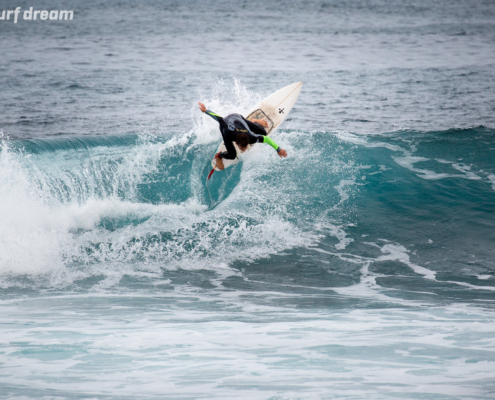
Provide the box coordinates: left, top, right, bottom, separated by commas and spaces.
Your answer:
215, 154, 225, 170
250, 118, 268, 128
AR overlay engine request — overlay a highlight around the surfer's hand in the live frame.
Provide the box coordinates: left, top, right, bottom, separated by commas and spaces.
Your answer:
278, 149, 287, 158
198, 102, 206, 113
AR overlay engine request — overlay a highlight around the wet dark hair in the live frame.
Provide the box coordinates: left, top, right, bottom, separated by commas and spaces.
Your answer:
236, 133, 250, 148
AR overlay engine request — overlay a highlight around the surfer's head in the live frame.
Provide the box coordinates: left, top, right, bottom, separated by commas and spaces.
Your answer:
235, 133, 250, 152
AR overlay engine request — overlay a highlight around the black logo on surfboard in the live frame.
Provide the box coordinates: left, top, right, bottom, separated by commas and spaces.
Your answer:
279, 108, 284, 114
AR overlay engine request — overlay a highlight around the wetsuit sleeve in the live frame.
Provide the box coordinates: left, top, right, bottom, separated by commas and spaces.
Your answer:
205, 110, 223, 123
262, 136, 280, 152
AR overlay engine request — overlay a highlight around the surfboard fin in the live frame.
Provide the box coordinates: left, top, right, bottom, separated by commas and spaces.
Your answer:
207, 168, 215, 181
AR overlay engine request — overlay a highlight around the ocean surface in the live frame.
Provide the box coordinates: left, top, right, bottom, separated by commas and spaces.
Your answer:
1, 0, 495, 398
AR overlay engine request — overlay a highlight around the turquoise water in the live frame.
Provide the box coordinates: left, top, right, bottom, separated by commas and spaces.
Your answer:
1, 0, 495, 398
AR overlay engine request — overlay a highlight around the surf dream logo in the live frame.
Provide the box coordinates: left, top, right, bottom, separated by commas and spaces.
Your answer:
0, 7, 73, 23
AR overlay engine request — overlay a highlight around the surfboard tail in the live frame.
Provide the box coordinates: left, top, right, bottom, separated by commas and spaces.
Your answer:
207, 168, 215, 181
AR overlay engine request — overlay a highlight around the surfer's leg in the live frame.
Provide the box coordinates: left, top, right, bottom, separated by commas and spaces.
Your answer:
218, 124, 237, 160
244, 119, 267, 136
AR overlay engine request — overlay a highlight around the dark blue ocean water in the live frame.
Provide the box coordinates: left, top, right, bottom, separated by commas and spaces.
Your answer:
1, 1, 495, 398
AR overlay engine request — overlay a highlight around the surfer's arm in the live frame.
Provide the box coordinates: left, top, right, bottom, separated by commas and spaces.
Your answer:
261, 136, 287, 157
198, 103, 224, 123
262, 136, 280, 152
205, 110, 223, 123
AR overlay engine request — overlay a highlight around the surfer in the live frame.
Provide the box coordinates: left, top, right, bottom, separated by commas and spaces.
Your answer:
198, 102, 287, 171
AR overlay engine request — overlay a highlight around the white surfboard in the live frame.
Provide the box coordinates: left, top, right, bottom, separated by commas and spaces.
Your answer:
209, 81, 303, 174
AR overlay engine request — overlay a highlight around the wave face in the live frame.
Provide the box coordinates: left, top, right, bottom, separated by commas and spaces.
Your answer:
0, 124, 350, 282
1, 124, 494, 294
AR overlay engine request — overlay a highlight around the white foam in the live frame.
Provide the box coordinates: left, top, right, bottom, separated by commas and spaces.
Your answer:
0, 141, 69, 274
329, 224, 354, 250
451, 163, 482, 180
488, 174, 495, 192
0, 121, 323, 283
334, 179, 355, 203
335, 131, 407, 153
0, 135, 212, 277
334, 132, 486, 185
377, 243, 436, 280
395, 156, 483, 181
1, 295, 494, 399
394, 156, 454, 180
444, 280, 495, 291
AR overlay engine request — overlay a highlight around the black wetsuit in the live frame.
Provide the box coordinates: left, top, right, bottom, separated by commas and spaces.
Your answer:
205, 111, 279, 160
